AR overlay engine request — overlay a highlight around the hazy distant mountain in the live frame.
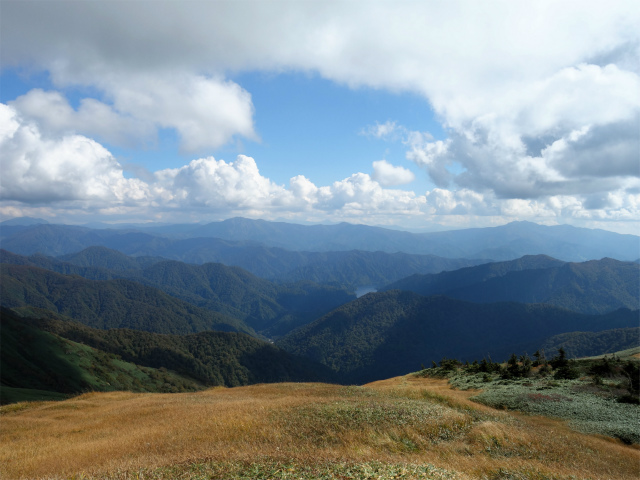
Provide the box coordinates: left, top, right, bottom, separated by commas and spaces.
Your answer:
382, 256, 640, 314
0, 216, 49, 226
0, 264, 255, 336
277, 291, 639, 383
1, 228, 485, 288
0, 224, 121, 256
166, 217, 640, 261
1, 218, 637, 262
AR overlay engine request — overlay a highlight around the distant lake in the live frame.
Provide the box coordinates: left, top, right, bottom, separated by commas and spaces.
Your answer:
355, 285, 377, 298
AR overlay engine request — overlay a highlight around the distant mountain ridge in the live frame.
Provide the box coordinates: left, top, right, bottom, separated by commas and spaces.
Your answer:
1, 218, 638, 262
382, 256, 640, 314
0, 230, 486, 289
0, 216, 49, 226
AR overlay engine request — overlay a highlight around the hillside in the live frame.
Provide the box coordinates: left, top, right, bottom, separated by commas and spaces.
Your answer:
1, 308, 335, 404
538, 328, 640, 359
0, 309, 202, 404
0, 264, 255, 336
277, 291, 639, 384
383, 256, 640, 314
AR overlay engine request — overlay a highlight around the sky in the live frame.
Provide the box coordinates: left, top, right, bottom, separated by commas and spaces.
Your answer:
1, 1, 639, 234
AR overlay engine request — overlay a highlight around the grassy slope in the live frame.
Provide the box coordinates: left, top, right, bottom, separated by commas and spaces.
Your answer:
422, 348, 640, 445
1, 377, 638, 480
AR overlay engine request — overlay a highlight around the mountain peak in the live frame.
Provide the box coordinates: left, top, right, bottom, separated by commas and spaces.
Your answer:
0, 216, 50, 226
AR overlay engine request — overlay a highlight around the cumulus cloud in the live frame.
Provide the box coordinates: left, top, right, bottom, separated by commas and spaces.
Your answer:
372, 160, 415, 186
0, 104, 426, 221
315, 173, 424, 215
1, 100, 638, 230
95, 73, 257, 152
154, 155, 289, 209
9, 74, 257, 154
10, 89, 153, 147
0, 104, 149, 204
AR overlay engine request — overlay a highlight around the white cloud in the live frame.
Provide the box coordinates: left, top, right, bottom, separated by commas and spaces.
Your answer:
154, 155, 288, 209
8, 76, 257, 154
1, 102, 638, 232
362, 121, 401, 140
96, 73, 257, 152
372, 160, 415, 186
0, 104, 149, 204
10, 89, 153, 147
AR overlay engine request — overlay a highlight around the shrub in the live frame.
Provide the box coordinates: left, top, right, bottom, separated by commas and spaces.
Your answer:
553, 365, 581, 380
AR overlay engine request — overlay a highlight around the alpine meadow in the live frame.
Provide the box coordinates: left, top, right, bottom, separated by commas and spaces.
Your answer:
1, 2, 639, 479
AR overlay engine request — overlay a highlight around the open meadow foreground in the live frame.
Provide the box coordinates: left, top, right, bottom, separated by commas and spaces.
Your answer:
1, 375, 638, 480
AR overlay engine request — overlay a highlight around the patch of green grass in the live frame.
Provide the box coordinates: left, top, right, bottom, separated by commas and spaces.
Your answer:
469, 378, 640, 445
421, 357, 640, 445
63, 460, 461, 480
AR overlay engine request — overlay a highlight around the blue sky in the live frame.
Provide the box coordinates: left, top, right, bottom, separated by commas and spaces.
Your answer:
1, 69, 443, 188
1, 1, 638, 234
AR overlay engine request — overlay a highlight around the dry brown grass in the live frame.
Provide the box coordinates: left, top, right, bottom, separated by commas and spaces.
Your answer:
1, 376, 638, 479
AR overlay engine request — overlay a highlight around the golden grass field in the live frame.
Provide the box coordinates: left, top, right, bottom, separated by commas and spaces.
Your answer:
1, 375, 638, 479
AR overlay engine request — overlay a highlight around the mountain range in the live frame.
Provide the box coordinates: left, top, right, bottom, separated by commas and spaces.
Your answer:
2, 217, 638, 262
1, 217, 639, 402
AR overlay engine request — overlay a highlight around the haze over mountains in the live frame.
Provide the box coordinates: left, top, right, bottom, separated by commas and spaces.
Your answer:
2, 217, 639, 262
1, 217, 639, 400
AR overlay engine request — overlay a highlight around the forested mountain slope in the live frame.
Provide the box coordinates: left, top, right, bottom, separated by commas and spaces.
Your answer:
0, 249, 355, 337
383, 256, 639, 314
1, 225, 485, 288
0, 309, 202, 404
538, 328, 640, 359
1, 308, 334, 404
277, 290, 639, 384
0, 264, 254, 336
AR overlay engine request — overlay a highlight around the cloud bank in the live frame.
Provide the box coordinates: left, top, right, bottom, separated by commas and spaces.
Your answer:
2, 103, 638, 230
